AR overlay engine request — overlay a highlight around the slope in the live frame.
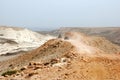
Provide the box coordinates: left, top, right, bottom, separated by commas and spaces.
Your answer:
0, 32, 120, 80
0, 26, 54, 55
44, 27, 120, 45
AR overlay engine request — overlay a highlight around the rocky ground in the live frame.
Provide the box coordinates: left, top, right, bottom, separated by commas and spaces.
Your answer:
0, 32, 120, 80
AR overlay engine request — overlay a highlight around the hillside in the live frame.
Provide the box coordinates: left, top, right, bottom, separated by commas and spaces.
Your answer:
64, 32, 120, 54
0, 26, 54, 55
41, 27, 120, 45
0, 32, 120, 80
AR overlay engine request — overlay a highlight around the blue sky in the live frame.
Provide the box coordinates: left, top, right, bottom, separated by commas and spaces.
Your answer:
0, 0, 120, 30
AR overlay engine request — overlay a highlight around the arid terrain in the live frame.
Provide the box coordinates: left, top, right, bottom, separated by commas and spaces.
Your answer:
0, 27, 120, 80
40, 27, 120, 46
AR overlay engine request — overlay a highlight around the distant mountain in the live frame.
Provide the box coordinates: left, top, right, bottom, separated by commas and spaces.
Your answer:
41, 27, 120, 46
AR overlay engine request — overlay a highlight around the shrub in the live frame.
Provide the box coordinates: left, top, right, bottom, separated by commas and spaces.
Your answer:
1, 70, 17, 76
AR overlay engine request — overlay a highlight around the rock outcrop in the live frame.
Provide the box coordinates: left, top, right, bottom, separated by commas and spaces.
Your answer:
0, 26, 54, 55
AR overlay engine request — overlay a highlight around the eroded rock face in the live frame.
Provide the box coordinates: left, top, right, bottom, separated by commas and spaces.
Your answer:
0, 26, 54, 55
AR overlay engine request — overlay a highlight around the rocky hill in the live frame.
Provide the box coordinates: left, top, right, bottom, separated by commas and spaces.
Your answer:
0, 32, 120, 80
64, 32, 120, 54
41, 27, 120, 45
0, 26, 54, 55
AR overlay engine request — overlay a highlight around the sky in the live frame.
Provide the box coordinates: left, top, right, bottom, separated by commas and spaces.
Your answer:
0, 0, 120, 31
